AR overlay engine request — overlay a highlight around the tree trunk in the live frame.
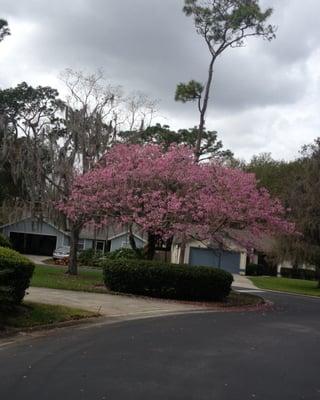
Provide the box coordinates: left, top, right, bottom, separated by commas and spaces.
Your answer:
179, 241, 186, 265
129, 232, 137, 251
128, 228, 141, 258
146, 232, 156, 260
68, 223, 80, 275
195, 55, 215, 161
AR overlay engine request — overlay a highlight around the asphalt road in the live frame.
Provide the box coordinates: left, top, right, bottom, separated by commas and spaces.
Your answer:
0, 292, 319, 400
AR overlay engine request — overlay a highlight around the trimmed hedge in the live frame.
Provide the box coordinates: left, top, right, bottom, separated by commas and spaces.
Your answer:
246, 263, 277, 277
102, 259, 233, 301
0, 234, 12, 248
280, 267, 317, 281
0, 246, 35, 307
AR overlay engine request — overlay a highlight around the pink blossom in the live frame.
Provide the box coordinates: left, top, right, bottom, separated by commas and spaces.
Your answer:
60, 144, 295, 250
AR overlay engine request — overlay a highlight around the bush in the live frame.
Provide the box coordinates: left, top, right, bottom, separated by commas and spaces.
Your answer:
246, 263, 277, 277
0, 234, 12, 248
79, 248, 144, 267
106, 248, 143, 260
280, 267, 291, 278
102, 259, 233, 302
280, 267, 317, 281
303, 269, 318, 281
78, 248, 104, 266
246, 263, 264, 276
0, 246, 35, 308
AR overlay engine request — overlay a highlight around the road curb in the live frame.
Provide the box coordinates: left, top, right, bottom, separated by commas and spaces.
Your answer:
256, 288, 320, 300
0, 299, 273, 349
0, 315, 102, 341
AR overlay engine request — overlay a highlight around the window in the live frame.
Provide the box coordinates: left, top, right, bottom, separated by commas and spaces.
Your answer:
95, 240, 105, 252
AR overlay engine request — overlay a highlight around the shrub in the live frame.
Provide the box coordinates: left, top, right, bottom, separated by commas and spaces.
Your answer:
102, 259, 233, 301
78, 248, 104, 266
0, 246, 35, 308
106, 248, 143, 260
280, 267, 317, 281
246, 263, 277, 277
0, 234, 12, 248
79, 248, 144, 267
280, 267, 291, 278
302, 269, 317, 281
246, 263, 264, 276
265, 264, 277, 276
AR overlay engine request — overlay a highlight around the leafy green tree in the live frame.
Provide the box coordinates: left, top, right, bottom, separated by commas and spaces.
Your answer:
0, 162, 23, 204
280, 140, 320, 286
246, 153, 301, 201
248, 144, 320, 288
0, 19, 10, 42
175, 80, 204, 104
0, 82, 64, 214
120, 123, 233, 161
176, 0, 276, 159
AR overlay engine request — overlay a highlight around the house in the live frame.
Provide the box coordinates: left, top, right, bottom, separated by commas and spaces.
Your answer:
171, 238, 247, 275
107, 231, 146, 252
1, 217, 246, 274
0, 217, 146, 256
1, 216, 254, 275
276, 261, 317, 277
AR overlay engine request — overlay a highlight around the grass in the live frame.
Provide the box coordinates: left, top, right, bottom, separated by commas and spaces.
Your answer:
30, 265, 263, 307
250, 276, 320, 297
31, 264, 105, 293
0, 302, 98, 330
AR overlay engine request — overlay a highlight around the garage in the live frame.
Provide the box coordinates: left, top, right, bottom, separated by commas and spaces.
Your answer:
189, 247, 241, 274
10, 232, 57, 256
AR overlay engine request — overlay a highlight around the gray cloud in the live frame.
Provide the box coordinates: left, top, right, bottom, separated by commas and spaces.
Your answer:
1, 0, 320, 160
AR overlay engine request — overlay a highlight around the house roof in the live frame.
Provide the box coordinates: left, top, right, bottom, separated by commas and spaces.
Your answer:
0, 217, 147, 243
0, 216, 34, 230
108, 231, 147, 243
172, 230, 276, 254
0, 217, 70, 237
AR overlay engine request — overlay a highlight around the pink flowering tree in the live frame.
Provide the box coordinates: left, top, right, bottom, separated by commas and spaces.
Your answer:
61, 144, 294, 274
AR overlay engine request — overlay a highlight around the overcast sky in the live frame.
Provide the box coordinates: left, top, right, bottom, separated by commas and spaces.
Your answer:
1, 0, 319, 161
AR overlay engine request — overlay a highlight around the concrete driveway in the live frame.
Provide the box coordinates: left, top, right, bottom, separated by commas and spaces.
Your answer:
232, 274, 258, 289
1, 291, 319, 399
22, 254, 49, 265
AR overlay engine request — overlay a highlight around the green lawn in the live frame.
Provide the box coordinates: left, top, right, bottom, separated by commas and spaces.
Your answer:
1, 302, 98, 329
250, 276, 320, 297
31, 264, 105, 293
